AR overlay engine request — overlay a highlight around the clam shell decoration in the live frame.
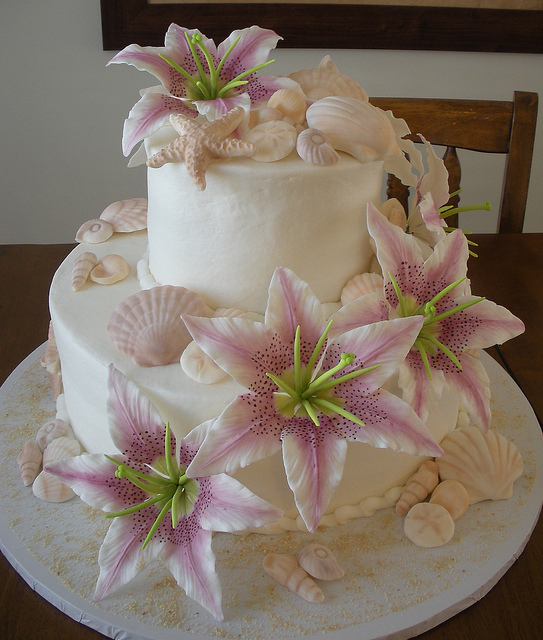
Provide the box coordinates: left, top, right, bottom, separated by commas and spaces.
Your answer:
75, 218, 114, 244
298, 544, 344, 581
108, 285, 212, 367
306, 96, 401, 164
296, 128, 340, 166
36, 417, 72, 452
100, 197, 148, 233
288, 56, 369, 103
32, 470, 75, 503
341, 272, 384, 305
268, 89, 307, 125
430, 479, 470, 521
42, 436, 81, 465
89, 254, 131, 285
71, 251, 97, 291
436, 427, 523, 504
244, 120, 297, 163
17, 441, 42, 486
263, 553, 324, 603
180, 340, 228, 385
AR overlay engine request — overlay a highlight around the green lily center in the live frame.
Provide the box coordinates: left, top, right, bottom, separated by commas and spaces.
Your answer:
105, 423, 199, 549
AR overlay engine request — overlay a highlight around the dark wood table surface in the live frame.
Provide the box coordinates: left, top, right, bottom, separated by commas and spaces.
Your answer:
0, 235, 541, 639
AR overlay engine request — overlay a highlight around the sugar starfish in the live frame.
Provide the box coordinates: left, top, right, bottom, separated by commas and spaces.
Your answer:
147, 106, 255, 190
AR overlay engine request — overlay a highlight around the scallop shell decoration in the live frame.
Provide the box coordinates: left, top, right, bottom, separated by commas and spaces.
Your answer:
268, 89, 307, 125
108, 285, 212, 367
306, 96, 401, 164
42, 436, 81, 465
17, 441, 42, 486
288, 56, 369, 103
341, 272, 384, 305
89, 254, 131, 285
100, 198, 148, 233
262, 553, 324, 603
244, 120, 297, 162
436, 427, 523, 504
75, 218, 114, 244
296, 128, 340, 166
72, 251, 97, 291
298, 544, 344, 581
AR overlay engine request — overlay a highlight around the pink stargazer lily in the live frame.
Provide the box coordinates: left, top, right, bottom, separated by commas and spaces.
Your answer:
333, 204, 525, 430
45, 366, 281, 621
108, 24, 297, 156
183, 267, 442, 533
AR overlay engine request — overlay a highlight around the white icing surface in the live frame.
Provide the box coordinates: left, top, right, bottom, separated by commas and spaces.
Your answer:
145, 126, 384, 313
50, 233, 459, 529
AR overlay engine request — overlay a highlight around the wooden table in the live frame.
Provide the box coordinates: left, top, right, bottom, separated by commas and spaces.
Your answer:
0, 236, 541, 639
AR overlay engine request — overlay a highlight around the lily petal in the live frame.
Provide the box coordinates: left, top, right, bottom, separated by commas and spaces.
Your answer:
444, 352, 492, 430
423, 229, 469, 296
398, 358, 447, 421
454, 297, 525, 349
217, 26, 281, 75
330, 292, 389, 335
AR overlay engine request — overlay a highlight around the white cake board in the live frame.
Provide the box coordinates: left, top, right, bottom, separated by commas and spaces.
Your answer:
0, 345, 542, 640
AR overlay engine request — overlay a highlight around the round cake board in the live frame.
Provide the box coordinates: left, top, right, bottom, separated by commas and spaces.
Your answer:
1, 345, 542, 640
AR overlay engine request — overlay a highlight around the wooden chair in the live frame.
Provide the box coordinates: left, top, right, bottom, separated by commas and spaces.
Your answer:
370, 91, 538, 233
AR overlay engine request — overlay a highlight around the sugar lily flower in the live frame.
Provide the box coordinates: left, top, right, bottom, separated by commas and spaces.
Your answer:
45, 366, 281, 620
109, 24, 297, 156
335, 205, 525, 429
183, 267, 442, 533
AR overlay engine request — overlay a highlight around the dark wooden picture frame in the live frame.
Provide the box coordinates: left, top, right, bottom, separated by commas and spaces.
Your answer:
101, 0, 543, 53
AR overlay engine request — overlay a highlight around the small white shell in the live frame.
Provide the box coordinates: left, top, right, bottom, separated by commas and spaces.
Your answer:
380, 198, 407, 229
108, 285, 212, 367
71, 252, 98, 291
36, 418, 71, 452
244, 120, 297, 162
341, 272, 384, 305
404, 502, 455, 548
263, 553, 324, 603
42, 436, 81, 465
288, 56, 369, 103
89, 254, 130, 285
298, 544, 344, 581
32, 470, 75, 503
268, 89, 307, 125
430, 479, 470, 521
306, 96, 401, 163
17, 441, 42, 486
180, 341, 228, 385
75, 218, 114, 244
436, 427, 524, 504
100, 198, 148, 233
296, 128, 340, 166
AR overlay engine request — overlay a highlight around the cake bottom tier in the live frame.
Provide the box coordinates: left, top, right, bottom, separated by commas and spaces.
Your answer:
49, 233, 459, 531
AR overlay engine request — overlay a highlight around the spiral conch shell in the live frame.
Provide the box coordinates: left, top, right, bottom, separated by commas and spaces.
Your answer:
436, 427, 523, 504
306, 96, 401, 164
108, 285, 212, 367
296, 128, 340, 166
100, 198, 147, 233
89, 254, 130, 285
395, 460, 440, 516
288, 56, 368, 103
263, 553, 324, 603
298, 544, 344, 581
17, 441, 42, 486
75, 218, 114, 244
71, 252, 98, 291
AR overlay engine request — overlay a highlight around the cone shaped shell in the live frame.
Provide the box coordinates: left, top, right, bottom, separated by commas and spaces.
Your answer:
17, 441, 42, 486
306, 97, 401, 164
108, 285, 212, 367
436, 427, 523, 504
100, 198, 148, 233
72, 252, 98, 291
263, 554, 324, 603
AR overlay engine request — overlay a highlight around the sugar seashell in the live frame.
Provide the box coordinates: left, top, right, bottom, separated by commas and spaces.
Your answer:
32, 470, 75, 503
341, 272, 384, 305
17, 441, 42, 486
42, 436, 81, 465
100, 198, 148, 233
248, 107, 284, 129
436, 427, 523, 504
306, 96, 401, 164
268, 89, 307, 125
108, 285, 212, 367
40, 322, 60, 375
430, 479, 470, 521
36, 418, 71, 452
75, 218, 114, 244
296, 128, 340, 166
298, 544, 344, 581
71, 252, 97, 291
404, 502, 455, 548
380, 198, 407, 229
244, 120, 297, 163
89, 254, 130, 285
288, 56, 369, 103
262, 553, 324, 603
180, 341, 228, 384
395, 460, 440, 516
